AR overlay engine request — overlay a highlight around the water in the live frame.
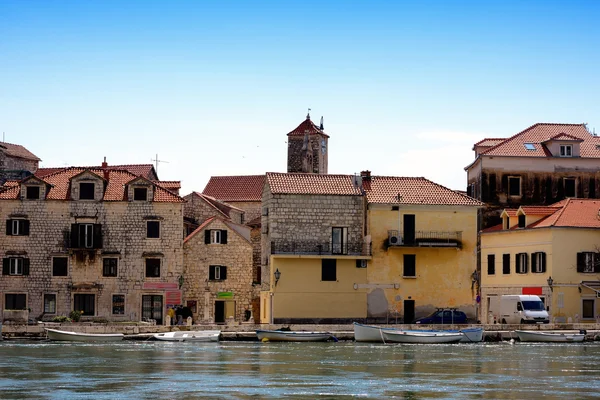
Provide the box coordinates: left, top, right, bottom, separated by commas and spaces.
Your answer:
0, 340, 599, 399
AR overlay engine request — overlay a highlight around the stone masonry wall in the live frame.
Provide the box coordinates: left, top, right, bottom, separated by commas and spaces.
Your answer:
183, 193, 244, 225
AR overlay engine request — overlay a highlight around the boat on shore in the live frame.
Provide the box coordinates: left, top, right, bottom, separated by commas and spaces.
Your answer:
515, 330, 585, 343
353, 322, 484, 343
256, 329, 335, 342
153, 330, 221, 342
381, 329, 464, 344
45, 328, 124, 342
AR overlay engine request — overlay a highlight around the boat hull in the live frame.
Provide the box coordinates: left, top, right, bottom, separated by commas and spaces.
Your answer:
154, 330, 221, 342
382, 330, 464, 344
515, 330, 585, 343
45, 328, 124, 342
353, 322, 484, 343
256, 330, 333, 342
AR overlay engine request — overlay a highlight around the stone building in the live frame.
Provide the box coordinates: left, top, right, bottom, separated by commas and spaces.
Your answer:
0, 141, 41, 182
0, 164, 184, 324
202, 175, 265, 222
183, 217, 256, 323
465, 123, 600, 227
286, 113, 329, 174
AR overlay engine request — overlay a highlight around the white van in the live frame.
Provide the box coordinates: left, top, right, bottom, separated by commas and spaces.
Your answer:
490, 295, 549, 324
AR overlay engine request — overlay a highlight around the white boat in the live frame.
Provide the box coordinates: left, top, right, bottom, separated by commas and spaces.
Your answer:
256, 329, 334, 342
153, 330, 221, 342
45, 328, 124, 342
353, 322, 484, 343
515, 330, 585, 343
381, 329, 464, 344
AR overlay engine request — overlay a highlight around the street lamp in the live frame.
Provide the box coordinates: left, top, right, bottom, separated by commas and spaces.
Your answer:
547, 276, 554, 292
274, 269, 281, 286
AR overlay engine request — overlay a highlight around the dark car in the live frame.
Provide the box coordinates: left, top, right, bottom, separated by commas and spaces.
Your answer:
413, 309, 468, 324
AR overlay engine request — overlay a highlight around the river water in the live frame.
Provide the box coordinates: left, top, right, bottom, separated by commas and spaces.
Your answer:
0, 340, 599, 399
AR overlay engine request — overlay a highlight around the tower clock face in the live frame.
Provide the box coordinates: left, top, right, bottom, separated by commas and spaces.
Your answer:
321, 139, 326, 154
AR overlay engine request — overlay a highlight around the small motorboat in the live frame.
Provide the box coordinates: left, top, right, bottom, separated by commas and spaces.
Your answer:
381, 329, 464, 344
153, 330, 221, 342
256, 329, 335, 342
45, 328, 124, 342
353, 322, 484, 343
515, 330, 585, 343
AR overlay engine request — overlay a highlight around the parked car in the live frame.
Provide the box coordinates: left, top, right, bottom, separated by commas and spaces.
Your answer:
413, 309, 468, 324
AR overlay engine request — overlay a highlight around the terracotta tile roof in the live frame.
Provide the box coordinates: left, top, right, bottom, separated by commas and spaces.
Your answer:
1, 167, 183, 202
529, 199, 600, 229
36, 164, 157, 180
364, 176, 484, 206
35, 167, 65, 177
0, 141, 41, 161
519, 206, 561, 216
184, 217, 216, 244
479, 123, 599, 158
266, 172, 362, 196
543, 133, 583, 143
190, 192, 244, 219
202, 175, 265, 202
481, 223, 504, 233
287, 116, 330, 138
473, 138, 504, 149
501, 209, 518, 217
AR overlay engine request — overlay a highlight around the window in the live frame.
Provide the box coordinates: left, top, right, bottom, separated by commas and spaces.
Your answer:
44, 294, 56, 314
331, 227, 348, 255
70, 223, 102, 249
502, 254, 510, 274
79, 182, 95, 200
6, 219, 30, 236
205, 229, 228, 244
147, 221, 160, 238
516, 253, 528, 274
103, 258, 118, 277
5, 293, 26, 310
403, 254, 416, 277
52, 257, 68, 276
503, 217, 509, 230
145, 258, 161, 277
133, 187, 148, 201
564, 178, 576, 198
582, 299, 595, 319
322, 259, 336, 281
112, 295, 125, 315
518, 215, 526, 228
531, 252, 546, 273
559, 144, 572, 157
209, 265, 227, 281
26, 186, 40, 200
2, 257, 29, 276
74, 294, 95, 316
487, 254, 495, 275
508, 176, 521, 196
577, 252, 599, 273
524, 143, 536, 151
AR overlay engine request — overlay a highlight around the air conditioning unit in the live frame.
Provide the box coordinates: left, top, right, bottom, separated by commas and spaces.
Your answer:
389, 235, 402, 245
356, 259, 367, 268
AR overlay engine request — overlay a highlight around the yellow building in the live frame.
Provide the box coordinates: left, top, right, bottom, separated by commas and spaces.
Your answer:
481, 199, 600, 324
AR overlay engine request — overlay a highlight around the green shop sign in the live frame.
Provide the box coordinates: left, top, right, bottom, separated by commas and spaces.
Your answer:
217, 292, 233, 299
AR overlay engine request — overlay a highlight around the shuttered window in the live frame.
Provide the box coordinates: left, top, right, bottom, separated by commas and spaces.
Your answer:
209, 265, 227, 281
70, 224, 102, 249
205, 230, 228, 244
2, 258, 30, 276
531, 252, 546, 273
516, 253, 528, 274
6, 219, 30, 236
577, 252, 599, 273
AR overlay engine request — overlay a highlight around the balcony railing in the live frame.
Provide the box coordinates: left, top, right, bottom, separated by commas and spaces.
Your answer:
271, 240, 371, 256
388, 230, 462, 248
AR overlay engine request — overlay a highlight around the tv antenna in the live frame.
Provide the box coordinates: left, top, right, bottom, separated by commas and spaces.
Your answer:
151, 154, 169, 175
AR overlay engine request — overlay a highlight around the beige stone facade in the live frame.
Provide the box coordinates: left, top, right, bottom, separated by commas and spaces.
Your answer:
183, 218, 257, 323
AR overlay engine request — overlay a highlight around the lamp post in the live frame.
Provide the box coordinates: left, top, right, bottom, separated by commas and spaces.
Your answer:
274, 269, 281, 286
547, 276, 553, 292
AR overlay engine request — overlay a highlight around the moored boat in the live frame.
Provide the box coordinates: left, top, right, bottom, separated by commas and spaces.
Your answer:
515, 330, 585, 343
256, 329, 334, 342
45, 328, 124, 342
353, 322, 484, 343
153, 330, 221, 342
381, 330, 464, 344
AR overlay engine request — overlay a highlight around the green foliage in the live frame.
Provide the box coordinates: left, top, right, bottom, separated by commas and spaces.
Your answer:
52, 316, 71, 323
69, 310, 84, 322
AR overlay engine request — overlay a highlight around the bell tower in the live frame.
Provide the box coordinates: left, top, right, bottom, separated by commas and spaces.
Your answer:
286, 112, 329, 174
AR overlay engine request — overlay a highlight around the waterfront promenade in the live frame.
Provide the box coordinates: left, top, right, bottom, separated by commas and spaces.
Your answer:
2, 322, 599, 341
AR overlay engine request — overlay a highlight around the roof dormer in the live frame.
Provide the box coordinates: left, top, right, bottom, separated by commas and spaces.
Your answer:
19, 175, 50, 201
125, 176, 155, 202
70, 170, 105, 201
542, 133, 583, 158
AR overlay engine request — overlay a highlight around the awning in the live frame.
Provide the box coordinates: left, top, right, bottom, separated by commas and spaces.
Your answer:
580, 281, 600, 293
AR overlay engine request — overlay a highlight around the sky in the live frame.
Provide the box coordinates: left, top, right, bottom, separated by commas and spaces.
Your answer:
1, 1, 599, 194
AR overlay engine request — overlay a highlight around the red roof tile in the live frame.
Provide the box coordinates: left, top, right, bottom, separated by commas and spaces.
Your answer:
519, 206, 561, 216
479, 123, 599, 158
184, 217, 216, 243
473, 138, 504, 149
35, 167, 65, 177
365, 176, 483, 206
529, 199, 600, 229
36, 164, 157, 180
287, 116, 330, 138
202, 175, 265, 202
501, 209, 518, 217
542, 133, 583, 143
266, 172, 362, 196
0, 141, 41, 161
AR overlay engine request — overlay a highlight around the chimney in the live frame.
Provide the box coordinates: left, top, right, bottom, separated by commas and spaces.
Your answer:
102, 157, 109, 181
360, 170, 371, 182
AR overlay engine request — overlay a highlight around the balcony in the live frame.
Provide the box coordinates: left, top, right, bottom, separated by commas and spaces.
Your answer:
387, 230, 462, 249
271, 240, 371, 256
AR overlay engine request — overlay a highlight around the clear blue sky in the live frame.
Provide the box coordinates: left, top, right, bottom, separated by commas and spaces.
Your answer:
2, 1, 599, 193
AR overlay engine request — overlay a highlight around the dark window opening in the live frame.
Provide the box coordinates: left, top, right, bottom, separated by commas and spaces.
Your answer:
112, 295, 125, 315
5, 293, 26, 310
322, 259, 337, 281
582, 299, 595, 319
403, 254, 416, 277
26, 186, 40, 200
508, 177, 520, 196
209, 265, 227, 281
331, 227, 348, 255
564, 178, 576, 198
103, 258, 118, 277
487, 254, 495, 275
147, 221, 160, 238
2, 257, 29, 276
6, 219, 29, 236
145, 258, 161, 277
74, 294, 95, 316
44, 294, 56, 313
518, 215, 526, 228
502, 254, 510, 274
133, 187, 148, 201
70, 223, 102, 249
79, 182, 95, 200
52, 257, 68, 276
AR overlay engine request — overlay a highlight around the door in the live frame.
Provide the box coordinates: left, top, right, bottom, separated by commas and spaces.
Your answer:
403, 300, 415, 323
403, 214, 415, 245
142, 295, 163, 325
215, 301, 225, 323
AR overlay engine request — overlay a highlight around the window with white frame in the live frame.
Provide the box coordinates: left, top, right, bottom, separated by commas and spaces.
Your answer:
205, 229, 228, 244
209, 265, 227, 281
577, 252, 599, 273
6, 219, 30, 236
559, 144, 572, 157
531, 252, 546, 273
516, 253, 528, 274
44, 294, 56, 314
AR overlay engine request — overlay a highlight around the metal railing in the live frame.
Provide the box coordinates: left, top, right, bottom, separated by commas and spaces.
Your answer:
388, 230, 462, 248
271, 240, 371, 256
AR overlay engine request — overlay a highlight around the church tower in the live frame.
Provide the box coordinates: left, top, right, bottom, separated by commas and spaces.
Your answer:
286, 112, 329, 174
